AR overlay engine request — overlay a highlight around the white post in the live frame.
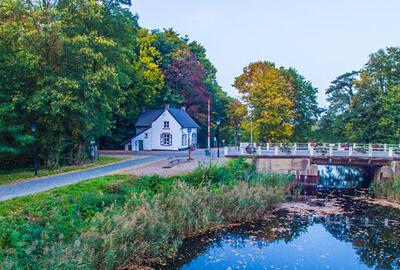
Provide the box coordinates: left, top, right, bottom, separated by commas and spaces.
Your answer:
353, 143, 356, 149
329, 145, 333, 156
388, 147, 393, 157
349, 146, 353, 157
257, 146, 261, 155
384, 143, 387, 152
338, 143, 341, 151
274, 145, 278, 155
240, 146, 244, 155
368, 144, 372, 157
308, 143, 311, 151
224, 147, 228, 156
266, 143, 270, 151
310, 146, 314, 156
293, 143, 297, 154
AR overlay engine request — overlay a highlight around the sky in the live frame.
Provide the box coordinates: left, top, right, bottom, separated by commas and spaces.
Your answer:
131, 0, 400, 107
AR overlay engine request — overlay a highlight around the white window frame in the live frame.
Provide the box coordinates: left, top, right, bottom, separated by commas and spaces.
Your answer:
182, 133, 188, 147
160, 132, 172, 146
163, 121, 170, 129
191, 132, 197, 145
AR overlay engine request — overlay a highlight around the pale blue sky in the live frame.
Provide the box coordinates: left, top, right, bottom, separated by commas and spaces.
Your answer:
131, 0, 400, 107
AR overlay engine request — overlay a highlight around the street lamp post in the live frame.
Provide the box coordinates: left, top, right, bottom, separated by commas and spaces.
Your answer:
30, 122, 38, 176
216, 119, 221, 157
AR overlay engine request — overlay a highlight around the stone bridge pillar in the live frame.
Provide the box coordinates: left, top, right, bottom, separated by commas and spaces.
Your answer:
256, 158, 318, 177
374, 161, 400, 182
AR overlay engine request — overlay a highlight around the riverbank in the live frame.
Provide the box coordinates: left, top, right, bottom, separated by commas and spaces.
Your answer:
371, 177, 400, 204
0, 158, 292, 269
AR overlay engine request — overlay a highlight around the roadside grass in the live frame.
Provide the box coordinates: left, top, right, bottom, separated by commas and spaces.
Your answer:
0, 156, 125, 186
0, 158, 293, 269
371, 177, 400, 203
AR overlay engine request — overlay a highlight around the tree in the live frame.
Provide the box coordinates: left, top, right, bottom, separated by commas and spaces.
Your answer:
234, 61, 296, 142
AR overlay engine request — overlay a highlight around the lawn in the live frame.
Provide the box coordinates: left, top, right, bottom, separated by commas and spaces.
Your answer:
0, 156, 125, 186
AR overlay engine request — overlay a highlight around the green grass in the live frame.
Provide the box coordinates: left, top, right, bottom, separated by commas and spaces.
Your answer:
0, 159, 293, 269
0, 156, 125, 186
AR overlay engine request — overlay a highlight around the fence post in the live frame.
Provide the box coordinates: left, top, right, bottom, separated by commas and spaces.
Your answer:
388, 147, 393, 157
384, 144, 387, 152
329, 145, 333, 156
266, 143, 270, 151
338, 142, 341, 151
308, 143, 311, 151
240, 146, 244, 155
274, 145, 278, 155
224, 147, 228, 156
293, 143, 297, 154
310, 146, 314, 156
349, 146, 353, 157
257, 146, 261, 155
368, 143, 372, 157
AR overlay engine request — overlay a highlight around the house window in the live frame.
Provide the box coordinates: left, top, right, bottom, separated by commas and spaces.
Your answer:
163, 121, 170, 129
160, 133, 172, 146
144, 133, 148, 139
182, 134, 188, 147
191, 132, 197, 145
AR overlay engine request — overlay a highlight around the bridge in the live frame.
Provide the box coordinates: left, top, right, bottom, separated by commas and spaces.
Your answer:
224, 143, 400, 183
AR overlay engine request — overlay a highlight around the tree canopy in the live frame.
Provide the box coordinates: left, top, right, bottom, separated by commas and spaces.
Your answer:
0, 0, 230, 168
318, 47, 400, 143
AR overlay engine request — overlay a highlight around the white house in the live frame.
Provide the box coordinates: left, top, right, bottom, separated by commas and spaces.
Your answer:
122, 105, 199, 151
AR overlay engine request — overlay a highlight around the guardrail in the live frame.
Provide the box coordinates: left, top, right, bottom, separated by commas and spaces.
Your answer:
224, 142, 400, 158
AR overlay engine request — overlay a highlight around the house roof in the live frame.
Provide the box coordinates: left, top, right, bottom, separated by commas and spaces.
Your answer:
135, 109, 164, 127
121, 127, 150, 145
135, 108, 200, 129
168, 108, 200, 128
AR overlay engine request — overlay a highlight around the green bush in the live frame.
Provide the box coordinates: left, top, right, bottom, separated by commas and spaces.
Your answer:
0, 159, 292, 269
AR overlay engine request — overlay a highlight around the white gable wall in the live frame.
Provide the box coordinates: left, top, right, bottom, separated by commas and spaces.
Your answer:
131, 129, 152, 151
151, 110, 182, 150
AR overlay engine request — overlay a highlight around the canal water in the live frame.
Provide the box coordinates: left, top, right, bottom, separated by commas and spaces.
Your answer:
160, 166, 400, 270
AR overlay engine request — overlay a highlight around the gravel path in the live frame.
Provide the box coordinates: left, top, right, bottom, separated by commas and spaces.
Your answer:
121, 156, 227, 177
0, 156, 160, 201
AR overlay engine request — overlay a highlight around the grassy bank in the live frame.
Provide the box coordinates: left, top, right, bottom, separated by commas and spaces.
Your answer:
0, 159, 292, 269
0, 156, 125, 186
371, 177, 400, 203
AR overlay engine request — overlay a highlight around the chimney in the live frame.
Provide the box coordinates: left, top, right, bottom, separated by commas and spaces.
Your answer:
141, 106, 146, 113
164, 104, 170, 111
181, 106, 186, 111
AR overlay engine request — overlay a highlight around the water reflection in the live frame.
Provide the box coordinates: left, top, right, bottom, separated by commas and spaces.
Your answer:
318, 165, 367, 189
161, 197, 400, 270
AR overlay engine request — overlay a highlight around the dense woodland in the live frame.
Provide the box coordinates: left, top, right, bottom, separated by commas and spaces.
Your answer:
0, 0, 399, 169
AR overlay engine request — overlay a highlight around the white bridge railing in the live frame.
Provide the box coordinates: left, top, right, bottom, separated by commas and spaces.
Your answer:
224, 142, 400, 158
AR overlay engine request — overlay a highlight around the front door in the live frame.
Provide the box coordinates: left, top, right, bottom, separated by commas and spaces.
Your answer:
138, 140, 144, 151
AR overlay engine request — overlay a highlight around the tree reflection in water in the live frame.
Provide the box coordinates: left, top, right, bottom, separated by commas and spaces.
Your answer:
318, 165, 366, 189
160, 200, 400, 270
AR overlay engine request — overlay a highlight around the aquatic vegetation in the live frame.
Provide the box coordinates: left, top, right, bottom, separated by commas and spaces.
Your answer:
371, 177, 400, 202
0, 158, 292, 269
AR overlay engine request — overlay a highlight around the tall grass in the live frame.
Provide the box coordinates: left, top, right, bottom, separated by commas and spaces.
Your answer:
371, 177, 400, 202
0, 158, 292, 269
